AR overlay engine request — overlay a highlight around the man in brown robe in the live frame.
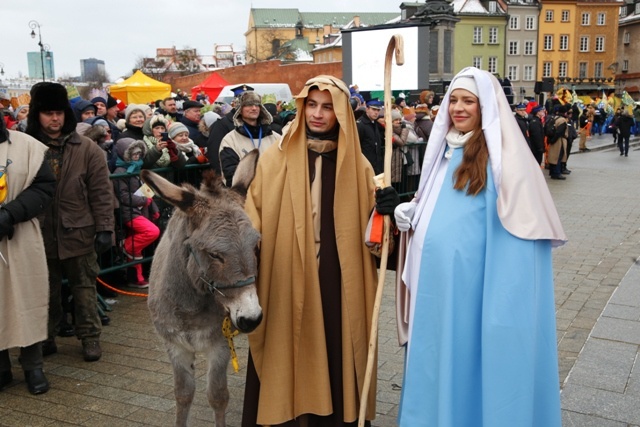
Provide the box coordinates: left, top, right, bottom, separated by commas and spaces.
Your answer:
242, 76, 387, 426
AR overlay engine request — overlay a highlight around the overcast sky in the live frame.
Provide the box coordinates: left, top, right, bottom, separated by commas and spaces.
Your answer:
2, 1, 401, 81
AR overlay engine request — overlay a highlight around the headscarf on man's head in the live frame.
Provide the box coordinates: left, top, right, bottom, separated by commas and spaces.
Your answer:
415, 67, 566, 246
280, 75, 355, 149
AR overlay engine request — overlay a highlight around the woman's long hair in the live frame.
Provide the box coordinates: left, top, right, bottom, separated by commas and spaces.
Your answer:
452, 120, 489, 196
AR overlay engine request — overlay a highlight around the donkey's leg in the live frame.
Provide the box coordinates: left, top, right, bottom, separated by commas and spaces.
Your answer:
205, 340, 231, 427
167, 345, 197, 427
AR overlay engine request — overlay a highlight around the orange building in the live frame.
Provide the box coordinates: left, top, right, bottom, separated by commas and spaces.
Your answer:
538, 0, 619, 92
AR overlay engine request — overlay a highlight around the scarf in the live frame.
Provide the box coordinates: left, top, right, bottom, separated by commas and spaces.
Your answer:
115, 157, 143, 174
444, 129, 474, 159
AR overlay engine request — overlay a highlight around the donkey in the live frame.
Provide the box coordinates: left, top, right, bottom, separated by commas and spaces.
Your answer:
141, 150, 262, 427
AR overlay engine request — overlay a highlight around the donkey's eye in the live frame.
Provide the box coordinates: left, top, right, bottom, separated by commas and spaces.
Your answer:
208, 252, 224, 263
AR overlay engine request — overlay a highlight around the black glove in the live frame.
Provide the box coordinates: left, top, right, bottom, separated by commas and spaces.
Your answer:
0, 208, 15, 240
375, 186, 401, 216
94, 231, 112, 255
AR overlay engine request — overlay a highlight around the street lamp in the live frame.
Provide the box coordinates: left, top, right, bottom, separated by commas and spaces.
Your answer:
29, 20, 50, 82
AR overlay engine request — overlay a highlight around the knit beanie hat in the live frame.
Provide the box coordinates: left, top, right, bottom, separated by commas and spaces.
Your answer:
391, 109, 402, 121
125, 104, 146, 123
168, 122, 189, 139
203, 111, 221, 128
107, 95, 118, 109
12, 105, 29, 120
91, 96, 107, 106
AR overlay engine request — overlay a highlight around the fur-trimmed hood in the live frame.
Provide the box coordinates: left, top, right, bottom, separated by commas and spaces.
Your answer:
115, 137, 146, 162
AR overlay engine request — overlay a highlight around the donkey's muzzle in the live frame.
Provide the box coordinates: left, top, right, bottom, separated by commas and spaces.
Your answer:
236, 312, 263, 333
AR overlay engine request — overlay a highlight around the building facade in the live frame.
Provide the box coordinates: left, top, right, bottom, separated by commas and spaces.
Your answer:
245, 9, 398, 63
452, 0, 508, 77
504, 0, 540, 102
537, 0, 619, 94
617, 0, 640, 99
27, 51, 55, 80
80, 58, 106, 82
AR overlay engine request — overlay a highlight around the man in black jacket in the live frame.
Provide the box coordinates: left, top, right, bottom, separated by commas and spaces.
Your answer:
0, 110, 56, 395
528, 106, 545, 165
357, 99, 385, 174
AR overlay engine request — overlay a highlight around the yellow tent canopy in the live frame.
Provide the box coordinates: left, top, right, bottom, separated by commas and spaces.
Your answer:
108, 70, 171, 104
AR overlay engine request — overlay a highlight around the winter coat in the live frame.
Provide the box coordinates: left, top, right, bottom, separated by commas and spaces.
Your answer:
414, 113, 433, 142
515, 114, 531, 145
617, 114, 634, 138
390, 123, 408, 183
356, 117, 384, 174
0, 130, 56, 350
112, 139, 158, 223
41, 131, 115, 260
547, 116, 568, 165
529, 116, 545, 157
206, 109, 236, 174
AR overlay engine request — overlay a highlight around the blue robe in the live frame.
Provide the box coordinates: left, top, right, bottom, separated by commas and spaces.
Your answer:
398, 147, 561, 426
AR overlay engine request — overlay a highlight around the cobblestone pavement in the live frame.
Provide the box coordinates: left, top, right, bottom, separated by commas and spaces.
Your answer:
0, 134, 638, 426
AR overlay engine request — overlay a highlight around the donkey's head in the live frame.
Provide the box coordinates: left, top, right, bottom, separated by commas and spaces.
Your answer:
141, 150, 262, 333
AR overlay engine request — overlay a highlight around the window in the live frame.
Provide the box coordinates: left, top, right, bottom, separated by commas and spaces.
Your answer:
509, 41, 519, 55
581, 12, 591, 25
545, 10, 554, 22
508, 65, 518, 81
488, 1, 497, 13
560, 35, 569, 50
595, 36, 605, 52
594, 62, 603, 78
509, 15, 520, 30
624, 32, 630, 44
559, 62, 568, 78
580, 36, 589, 52
543, 62, 552, 78
622, 60, 629, 72
473, 27, 483, 44
620, 6, 627, 17
473, 56, 482, 69
525, 16, 536, 30
524, 65, 534, 81
579, 62, 587, 79
562, 10, 570, 22
489, 27, 498, 44
524, 40, 535, 55
597, 13, 605, 25
636, 3, 640, 14
488, 57, 498, 74
544, 35, 553, 50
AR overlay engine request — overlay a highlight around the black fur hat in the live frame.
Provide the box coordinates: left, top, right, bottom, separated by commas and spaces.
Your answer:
26, 82, 77, 138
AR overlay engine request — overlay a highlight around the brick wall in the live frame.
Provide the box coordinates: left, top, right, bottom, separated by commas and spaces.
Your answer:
167, 60, 343, 99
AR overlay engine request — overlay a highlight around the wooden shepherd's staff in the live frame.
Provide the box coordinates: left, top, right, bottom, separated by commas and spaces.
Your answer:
358, 34, 404, 427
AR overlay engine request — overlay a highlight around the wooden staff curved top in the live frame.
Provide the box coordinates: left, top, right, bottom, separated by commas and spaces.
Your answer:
358, 34, 404, 427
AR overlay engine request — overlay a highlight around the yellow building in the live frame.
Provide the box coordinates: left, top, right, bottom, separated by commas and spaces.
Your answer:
538, 0, 619, 92
245, 9, 398, 63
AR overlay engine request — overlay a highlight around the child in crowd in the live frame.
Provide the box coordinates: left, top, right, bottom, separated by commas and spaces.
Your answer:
112, 137, 160, 288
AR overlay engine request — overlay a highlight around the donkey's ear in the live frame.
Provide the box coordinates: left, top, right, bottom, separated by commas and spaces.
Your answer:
140, 170, 197, 211
230, 149, 259, 198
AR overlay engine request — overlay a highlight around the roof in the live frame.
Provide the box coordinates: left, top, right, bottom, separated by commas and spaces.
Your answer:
250, 8, 399, 29
452, 0, 505, 14
276, 37, 315, 62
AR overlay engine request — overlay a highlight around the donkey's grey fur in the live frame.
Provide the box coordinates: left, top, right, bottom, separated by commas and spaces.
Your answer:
141, 150, 262, 427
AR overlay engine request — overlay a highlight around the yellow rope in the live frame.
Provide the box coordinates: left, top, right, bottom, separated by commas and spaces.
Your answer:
222, 316, 240, 373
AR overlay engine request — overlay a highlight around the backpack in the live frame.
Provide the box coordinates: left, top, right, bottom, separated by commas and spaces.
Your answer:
544, 115, 556, 138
